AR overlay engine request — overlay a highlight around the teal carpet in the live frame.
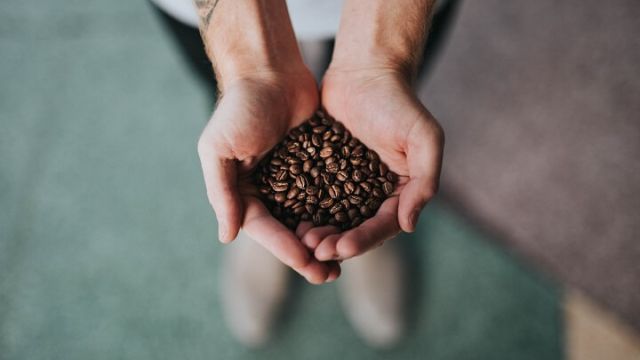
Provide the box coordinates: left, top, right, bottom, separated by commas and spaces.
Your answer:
0, 1, 562, 359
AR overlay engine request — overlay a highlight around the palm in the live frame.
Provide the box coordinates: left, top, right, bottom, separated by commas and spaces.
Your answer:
303, 70, 443, 261
198, 72, 342, 284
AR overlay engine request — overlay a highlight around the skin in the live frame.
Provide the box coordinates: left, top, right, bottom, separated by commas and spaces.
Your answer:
195, 0, 442, 283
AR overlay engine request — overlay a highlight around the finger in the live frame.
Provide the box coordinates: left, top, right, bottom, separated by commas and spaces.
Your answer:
314, 234, 340, 261
242, 197, 332, 282
295, 221, 315, 238
398, 118, 444, 232
301, 225, 341, 250
318, 196, 400, 260
197, 141, 243, 243
326, 261, 342, 282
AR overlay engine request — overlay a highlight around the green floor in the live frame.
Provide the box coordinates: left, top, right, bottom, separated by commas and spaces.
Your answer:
0, 1, 562, 359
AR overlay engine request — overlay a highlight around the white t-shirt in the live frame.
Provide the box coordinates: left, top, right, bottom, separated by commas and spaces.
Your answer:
152, 0, 344, 41
152, 0, 443, 41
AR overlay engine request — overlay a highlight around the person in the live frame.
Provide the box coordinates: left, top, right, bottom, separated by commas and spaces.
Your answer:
151, 0, 447, 348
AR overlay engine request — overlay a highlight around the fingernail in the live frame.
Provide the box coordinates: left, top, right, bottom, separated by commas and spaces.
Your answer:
218, 222, 228, 243
409, 209, 420, 231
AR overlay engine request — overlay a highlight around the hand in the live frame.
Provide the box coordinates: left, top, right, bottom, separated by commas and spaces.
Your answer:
303, 67, 444, 261
197, 70, 341, 284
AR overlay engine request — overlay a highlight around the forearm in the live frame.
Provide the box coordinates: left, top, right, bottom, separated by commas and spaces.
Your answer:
331, 0, 436, 78
194, 0, 306, 89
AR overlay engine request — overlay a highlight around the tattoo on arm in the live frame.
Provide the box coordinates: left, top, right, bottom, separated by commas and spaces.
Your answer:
194, 0, 220, 28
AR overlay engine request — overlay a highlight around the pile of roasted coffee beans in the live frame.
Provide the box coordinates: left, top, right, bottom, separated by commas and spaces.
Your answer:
255, 111, 398, 230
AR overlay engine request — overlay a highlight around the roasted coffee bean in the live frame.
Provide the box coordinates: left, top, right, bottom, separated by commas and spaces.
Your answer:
271, 181, 289, 192
360, 181, 373, 193
341, 199, 351, 210
341, 146, 351, 157
287, 142, 301, 153
321, 172, 332, 185
289, 164, 302, 175
329, 203, 344, 215
274, 192, 286, 203
348, 195, 363, 205
254, 111, 398, 230
336, 170, 349, 182
383, 181, 394, 195
296, 151, 309, 161
344, 181, 356, 194
360, 205, 372, 217
305, 204, 315, 214
335, 211, 348, 223
295, 175, 308, 189
352, 169, 364, 182
319, 197, 334, 209
328, 184, 341, 199
303, 160, 313, 173
320, 147, 333, 158
312, 125, 327, 134
379, 163, 388, 176
286, 187, 299, 200
275, 169, 288, 181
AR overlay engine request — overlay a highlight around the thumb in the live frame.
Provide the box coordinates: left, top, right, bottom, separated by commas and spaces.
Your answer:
398, 116, 444, 232
197, 138, 243, 243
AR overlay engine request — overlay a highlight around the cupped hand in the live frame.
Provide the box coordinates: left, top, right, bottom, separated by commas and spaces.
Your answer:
306, 67, 444, 261
197, 70, 340, 284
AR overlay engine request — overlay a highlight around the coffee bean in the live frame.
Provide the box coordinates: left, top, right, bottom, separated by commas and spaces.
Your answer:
360, 181, 372, 193
348, 195, 363, 205
319, 197, 334, 209
254, 111, 398, 230
341, 199, 351, 210
289, 164, 302, 175
287, 142, 301, 153
335, 211, 348, 223
329, 203, 344, 215
344, 181, 356, 194
352, 169, 364, 182
328, 184, 341, 199
287, 187, 300, 200
360, 205, 372, 217
320, 147, 333, 158
341, 146, 351, 157
274, 192, 286, 203
295, 174, 308, 189
271, 181, 289, 192
303, 160, 313, 173
336, 170, 349, 182
275, 169, 288, 181
383, 181, 394, 195
312, 125, 327, 134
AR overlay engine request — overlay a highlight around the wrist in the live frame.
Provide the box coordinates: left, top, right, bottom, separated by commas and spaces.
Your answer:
198, 0, 307, 89
330, 0, 435, 80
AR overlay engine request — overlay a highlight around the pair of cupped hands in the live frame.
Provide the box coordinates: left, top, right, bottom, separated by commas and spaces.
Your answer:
197, 64, 444, 284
